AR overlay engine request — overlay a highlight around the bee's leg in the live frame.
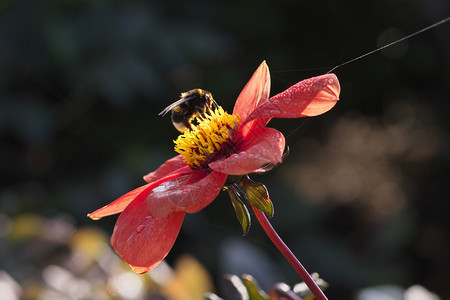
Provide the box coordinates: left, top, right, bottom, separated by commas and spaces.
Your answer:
197, 114, 210, 122
204, 104, 216, 117
185, 121, 194, 131
210, 98, 218, 110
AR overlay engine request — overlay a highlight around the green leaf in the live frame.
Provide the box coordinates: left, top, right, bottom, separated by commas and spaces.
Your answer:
226, 187, 251, 235
239, 176, 273, 218
241, 274, 269, 300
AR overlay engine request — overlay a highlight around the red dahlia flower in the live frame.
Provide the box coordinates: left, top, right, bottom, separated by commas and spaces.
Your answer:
88, 61, 340, 274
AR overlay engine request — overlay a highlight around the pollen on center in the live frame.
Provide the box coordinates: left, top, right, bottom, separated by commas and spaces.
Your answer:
174, 106, 240, 169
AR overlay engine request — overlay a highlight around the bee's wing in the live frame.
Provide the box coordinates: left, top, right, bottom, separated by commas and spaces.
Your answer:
159, 97, 189, 116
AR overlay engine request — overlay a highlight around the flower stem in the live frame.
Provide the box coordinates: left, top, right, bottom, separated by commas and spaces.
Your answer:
250, 203, 327, 300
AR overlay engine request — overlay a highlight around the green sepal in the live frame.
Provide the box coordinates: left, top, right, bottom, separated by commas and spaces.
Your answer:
241, 274, 269, 300
226, 187, 251, 236
239, 176, 273, 218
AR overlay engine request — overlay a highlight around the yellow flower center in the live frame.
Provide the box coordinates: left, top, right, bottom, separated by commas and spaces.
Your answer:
174, 106, 240, 169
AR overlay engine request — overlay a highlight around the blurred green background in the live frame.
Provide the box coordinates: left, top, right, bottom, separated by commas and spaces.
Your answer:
1, 0, 449, 299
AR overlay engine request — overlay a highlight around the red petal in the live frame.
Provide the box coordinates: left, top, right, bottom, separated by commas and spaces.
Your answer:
244, 74, 340, 125
111, 193, 185, 274
88, 183, 154, 220
143, 155, 187, 183
233, 61, 271, 126
146, 170, 227, 219
209, 127, 285, 175
88, 170, 189, 220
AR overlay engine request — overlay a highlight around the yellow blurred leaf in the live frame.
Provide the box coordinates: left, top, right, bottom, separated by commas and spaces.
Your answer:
69, 226, 109, 261
161, 255, 214, 300
10, 214, 43, 241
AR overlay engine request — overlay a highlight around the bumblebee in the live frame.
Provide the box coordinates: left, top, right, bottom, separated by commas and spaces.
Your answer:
159, 89, 216, 132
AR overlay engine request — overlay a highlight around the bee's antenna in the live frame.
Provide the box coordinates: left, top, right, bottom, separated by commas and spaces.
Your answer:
159, 108, 170, 116
159, 104, 177, 116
